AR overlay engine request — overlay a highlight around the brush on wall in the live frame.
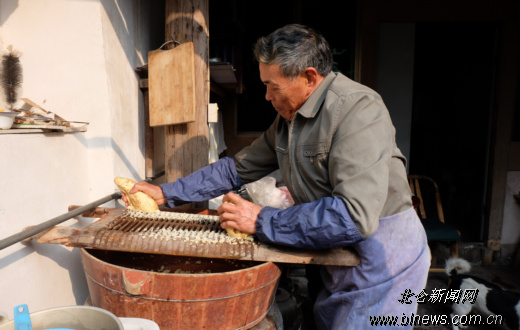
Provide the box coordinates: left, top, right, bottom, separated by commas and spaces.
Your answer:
1, 45, 23, 110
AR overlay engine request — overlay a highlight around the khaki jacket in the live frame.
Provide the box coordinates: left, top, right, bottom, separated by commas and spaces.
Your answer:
235, 72, 412, 238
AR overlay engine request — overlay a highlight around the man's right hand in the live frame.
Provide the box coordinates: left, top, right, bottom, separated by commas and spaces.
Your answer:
121, 181, 167, 207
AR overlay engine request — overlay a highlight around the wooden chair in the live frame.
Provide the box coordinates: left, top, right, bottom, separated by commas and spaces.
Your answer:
408, 175, 461, 272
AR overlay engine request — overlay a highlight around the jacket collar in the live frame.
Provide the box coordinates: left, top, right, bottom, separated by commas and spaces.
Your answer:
296, 71, 337, 119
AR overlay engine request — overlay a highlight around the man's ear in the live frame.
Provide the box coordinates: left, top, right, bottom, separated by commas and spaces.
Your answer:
303, 67, 318, 84
302, 67, 322, 93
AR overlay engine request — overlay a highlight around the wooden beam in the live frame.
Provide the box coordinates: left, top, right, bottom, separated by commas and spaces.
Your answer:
164, 0, 209, 207
138, 81, 155, 179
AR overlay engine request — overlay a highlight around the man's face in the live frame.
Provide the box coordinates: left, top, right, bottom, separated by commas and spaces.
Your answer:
259, 62, 310, 121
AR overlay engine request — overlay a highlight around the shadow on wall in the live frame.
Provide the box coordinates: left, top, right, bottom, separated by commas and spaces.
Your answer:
76, 134, 144, 182
0, 245, 34, 271
79, 131, 211, 185
0, 0, 19, 26
0, 214, 103, 306
100, 0, 165, 162
33, 244, 89, 305
100, 1, 210, 176
0, 242, 89, 306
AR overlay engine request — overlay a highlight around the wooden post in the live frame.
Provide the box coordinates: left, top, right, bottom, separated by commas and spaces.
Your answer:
164, 0, 209, 202
139, 79, 155, 179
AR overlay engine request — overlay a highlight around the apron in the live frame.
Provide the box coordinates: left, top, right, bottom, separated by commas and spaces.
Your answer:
314, 207, 431, 329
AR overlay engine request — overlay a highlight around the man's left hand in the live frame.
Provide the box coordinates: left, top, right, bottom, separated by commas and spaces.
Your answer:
217, 192, 262, 234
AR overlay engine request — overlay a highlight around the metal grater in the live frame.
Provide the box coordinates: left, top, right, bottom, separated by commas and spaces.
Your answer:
107, 210, 255, 244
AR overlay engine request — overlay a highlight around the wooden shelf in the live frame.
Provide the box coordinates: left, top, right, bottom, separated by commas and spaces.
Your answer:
210, 61, 237, 88
0, 125, 87, 134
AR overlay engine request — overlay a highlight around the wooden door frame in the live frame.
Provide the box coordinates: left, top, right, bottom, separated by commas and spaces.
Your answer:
355, 0, 520, 250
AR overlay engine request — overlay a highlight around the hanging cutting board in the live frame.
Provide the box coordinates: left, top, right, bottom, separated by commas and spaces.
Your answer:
148, 42, 196, 126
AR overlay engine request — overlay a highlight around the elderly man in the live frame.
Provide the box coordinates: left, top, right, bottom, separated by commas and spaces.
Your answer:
126, 24, 430, 329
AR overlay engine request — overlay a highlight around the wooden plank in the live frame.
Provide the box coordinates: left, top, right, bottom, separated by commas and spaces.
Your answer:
0, 126, 87, 134
37, 226, 75, 245
37, 208, 126, 245
140, 82, 155, 178
38, 228, 359, 266
210, 62, 237, 85
36, 207, 359, 266
11, 124, 87, 131
148, 42, 196, 126
253, 245, 359, 266
67, 205, 114, 218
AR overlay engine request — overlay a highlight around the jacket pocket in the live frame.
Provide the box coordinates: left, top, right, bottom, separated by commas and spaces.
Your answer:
299, 142, 330, 177
300, 142, 329, 165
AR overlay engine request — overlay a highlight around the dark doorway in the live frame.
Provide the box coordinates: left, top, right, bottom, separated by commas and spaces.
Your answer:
209, 0, 357, 134
409, 22, 498, 242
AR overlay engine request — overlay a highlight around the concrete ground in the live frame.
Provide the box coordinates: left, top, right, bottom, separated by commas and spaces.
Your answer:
282, 256, 520, 330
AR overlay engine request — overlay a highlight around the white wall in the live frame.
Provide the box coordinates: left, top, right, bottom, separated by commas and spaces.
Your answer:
0, 0, 160, 320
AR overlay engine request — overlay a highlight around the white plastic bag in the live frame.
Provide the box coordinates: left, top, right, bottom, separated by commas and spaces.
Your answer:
245, 175, 294, 210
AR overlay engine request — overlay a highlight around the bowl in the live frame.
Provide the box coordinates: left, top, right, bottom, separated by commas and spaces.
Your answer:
0, 112, 17, 129
0, 305, 124, 330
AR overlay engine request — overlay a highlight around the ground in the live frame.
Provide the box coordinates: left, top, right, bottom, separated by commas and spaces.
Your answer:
281, 259, 520, 330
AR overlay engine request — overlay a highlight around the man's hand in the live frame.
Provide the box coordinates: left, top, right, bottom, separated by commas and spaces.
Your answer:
217, 192, 262, 234
121, 181, 166, 207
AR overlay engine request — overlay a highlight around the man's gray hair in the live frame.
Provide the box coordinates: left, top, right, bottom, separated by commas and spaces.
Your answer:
254, 24, 333, 78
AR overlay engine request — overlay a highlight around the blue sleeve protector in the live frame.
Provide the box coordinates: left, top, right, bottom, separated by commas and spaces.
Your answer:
159, 157, 243, 207
255, 196, 365, 249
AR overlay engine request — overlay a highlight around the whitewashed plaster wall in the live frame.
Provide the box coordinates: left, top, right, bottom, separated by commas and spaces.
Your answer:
0, 0, 160, 319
